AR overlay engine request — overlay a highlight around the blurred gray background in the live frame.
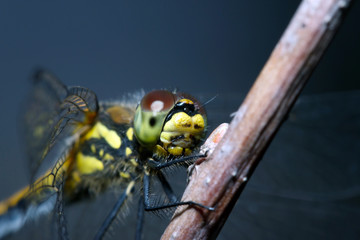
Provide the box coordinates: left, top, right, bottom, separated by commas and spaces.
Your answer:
0, 1, 359, 239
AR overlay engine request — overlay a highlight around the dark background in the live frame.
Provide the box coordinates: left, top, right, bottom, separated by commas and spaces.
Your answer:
0, 1, 359, 239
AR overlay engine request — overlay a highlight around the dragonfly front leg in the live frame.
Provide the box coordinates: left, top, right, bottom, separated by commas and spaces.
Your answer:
157, 171, 177, 203
94, 181, 135, 240
142, 173, 214, 212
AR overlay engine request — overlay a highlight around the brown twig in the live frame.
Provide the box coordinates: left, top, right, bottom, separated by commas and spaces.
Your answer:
161, 0, 353, 239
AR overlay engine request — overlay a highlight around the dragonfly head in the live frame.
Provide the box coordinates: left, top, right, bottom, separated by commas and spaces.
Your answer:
133, 90, 207, 156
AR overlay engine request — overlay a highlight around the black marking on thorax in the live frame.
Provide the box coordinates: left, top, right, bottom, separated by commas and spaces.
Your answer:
80, 112, 137, 162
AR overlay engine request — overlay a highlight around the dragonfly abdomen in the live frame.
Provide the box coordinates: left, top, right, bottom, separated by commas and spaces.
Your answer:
0, 184, 58, 238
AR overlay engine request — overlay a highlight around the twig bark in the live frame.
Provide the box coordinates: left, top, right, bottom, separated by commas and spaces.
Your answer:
161, 0, 353, 239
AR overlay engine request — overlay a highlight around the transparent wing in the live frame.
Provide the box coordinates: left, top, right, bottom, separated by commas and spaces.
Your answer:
220, 91, 360, 239
0, 151, 69, 240
23, 69, 99, 181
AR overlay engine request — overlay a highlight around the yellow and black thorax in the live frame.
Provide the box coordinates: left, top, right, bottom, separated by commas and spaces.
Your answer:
67, 90, 207, 196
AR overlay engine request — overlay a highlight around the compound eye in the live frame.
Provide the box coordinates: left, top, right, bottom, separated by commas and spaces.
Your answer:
141, 90, 175, 113
134, 90, 176, 146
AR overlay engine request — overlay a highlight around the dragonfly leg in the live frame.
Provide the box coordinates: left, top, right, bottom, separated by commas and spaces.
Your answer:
55, 176, 69, 240
148, 154, 206, 170
135, 196, 145, 240
143, 173, 214, 212
94, 181, 135, 240
157, 171, 177, 203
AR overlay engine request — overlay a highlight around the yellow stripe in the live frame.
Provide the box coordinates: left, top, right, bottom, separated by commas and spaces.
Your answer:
83, 122, 122, 149
0, 186, 29, 214
126, 181, 135, 195
130, 158, 138, 167
103, 153, 114, 161
0, 156, 72, 215
126, 127, 134, 141
76, 152, 104, 174
99, 149, 104, 157
120, 172, 131, 179
91, 144, 96, 153
125, 147, 132, 156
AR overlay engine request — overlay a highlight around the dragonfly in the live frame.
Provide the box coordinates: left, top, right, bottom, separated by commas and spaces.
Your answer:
1, 71, 359, 240
0, 70, 214, 240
